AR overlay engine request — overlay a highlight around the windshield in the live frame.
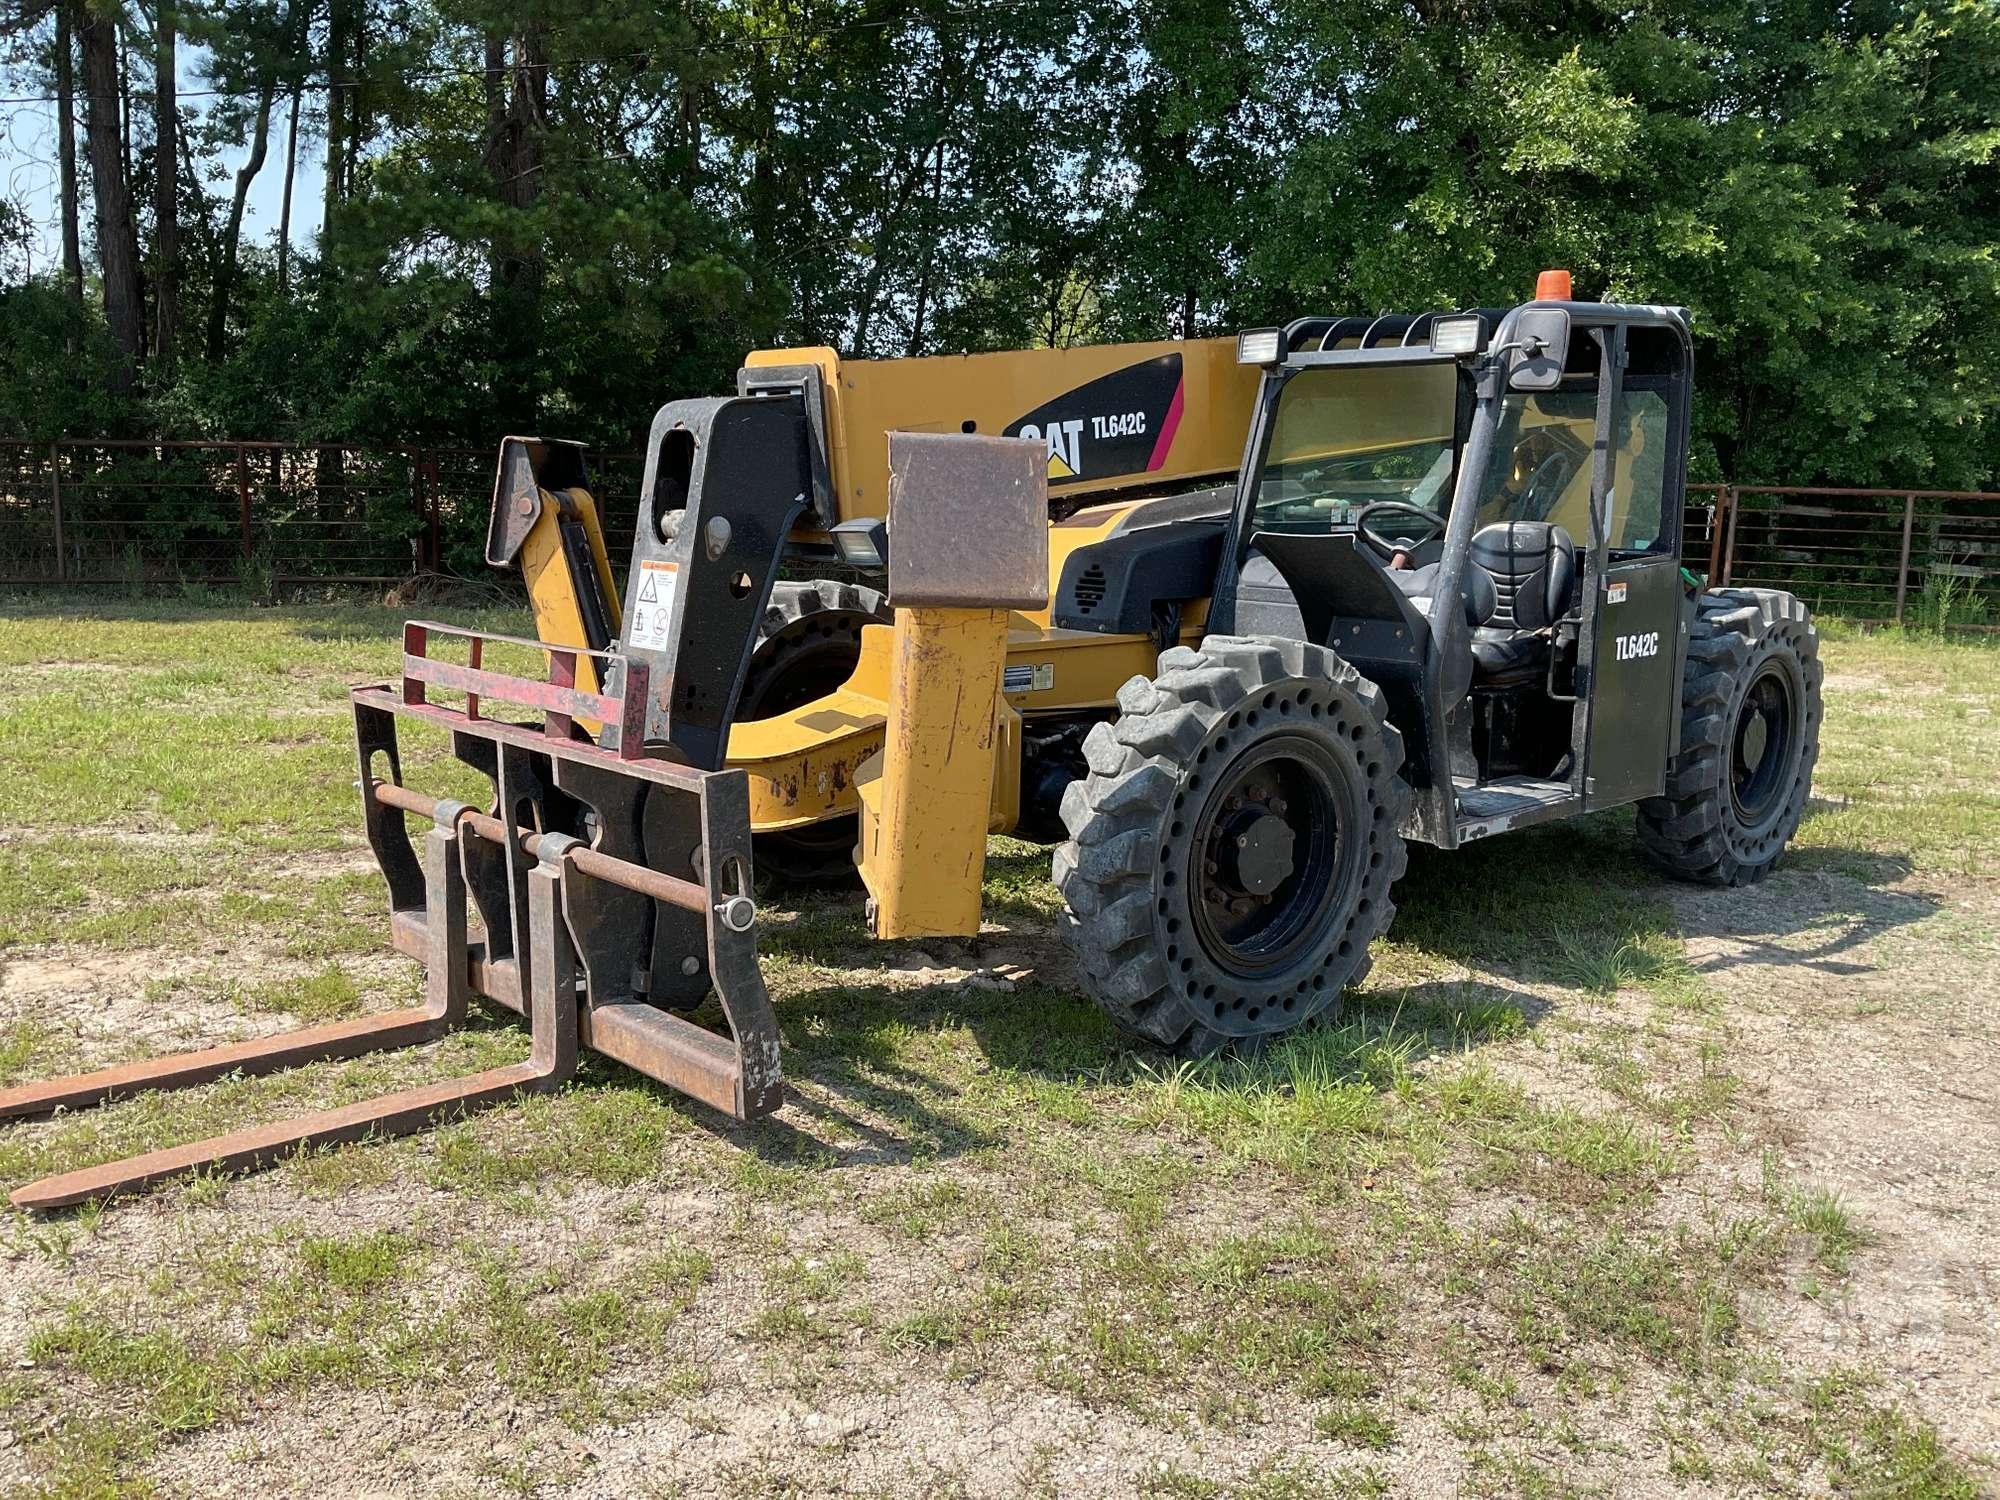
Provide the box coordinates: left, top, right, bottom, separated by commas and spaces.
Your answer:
1253, 363, 1462, 535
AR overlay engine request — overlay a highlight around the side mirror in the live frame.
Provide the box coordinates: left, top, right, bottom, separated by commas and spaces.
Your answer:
1506, 308, 1570, 392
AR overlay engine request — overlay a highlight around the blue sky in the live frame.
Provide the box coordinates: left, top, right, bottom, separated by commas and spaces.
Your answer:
3, 44, 325, 276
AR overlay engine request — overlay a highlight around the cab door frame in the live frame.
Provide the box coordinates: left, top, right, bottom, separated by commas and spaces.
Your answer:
1573, 317, 1697, 809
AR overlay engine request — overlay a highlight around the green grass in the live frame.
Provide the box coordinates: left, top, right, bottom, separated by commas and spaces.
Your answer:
1800, 622, 2000, 878
0, 595, 1991, 1496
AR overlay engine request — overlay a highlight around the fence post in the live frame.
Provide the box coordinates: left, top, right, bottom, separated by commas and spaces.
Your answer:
1893, 493, 1916, 624
236, 444, 253, 562
1706, 487, 1729, 583
49, 442, 65, 583
423, 450, 441, 573
1721, 486, 1742, 585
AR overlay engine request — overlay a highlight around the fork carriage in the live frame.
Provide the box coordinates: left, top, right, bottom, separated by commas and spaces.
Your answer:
0, 623, 783, 1212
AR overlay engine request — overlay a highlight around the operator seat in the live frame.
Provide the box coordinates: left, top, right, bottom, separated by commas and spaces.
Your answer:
1465, 522, 1576, 685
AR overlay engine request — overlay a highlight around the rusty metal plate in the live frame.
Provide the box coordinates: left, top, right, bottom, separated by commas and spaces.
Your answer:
486, 436, 588, 565
885, 433, 1049, 610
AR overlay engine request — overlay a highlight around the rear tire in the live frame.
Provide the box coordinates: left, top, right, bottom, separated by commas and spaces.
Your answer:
739, 579, 892, 886
1637, 588, 1822, 886
1054, 636, 1409, 1055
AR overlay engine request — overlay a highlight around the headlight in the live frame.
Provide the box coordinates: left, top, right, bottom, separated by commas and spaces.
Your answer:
830, 517, 888, 570
1429, 315, 1485, 355
1235, 328, 1282, 366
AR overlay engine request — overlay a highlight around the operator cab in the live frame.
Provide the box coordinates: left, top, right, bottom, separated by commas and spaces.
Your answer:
1217, 280, 1695, 847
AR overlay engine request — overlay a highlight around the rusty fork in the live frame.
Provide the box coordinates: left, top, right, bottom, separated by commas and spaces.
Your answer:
5, 805, 582, 1213
3, 633, 786, 1214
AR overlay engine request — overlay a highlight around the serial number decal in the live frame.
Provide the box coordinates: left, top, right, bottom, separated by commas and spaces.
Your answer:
1613, 631, 1661, 661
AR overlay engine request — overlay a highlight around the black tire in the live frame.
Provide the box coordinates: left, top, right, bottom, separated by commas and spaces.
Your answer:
1053, 636, 1409, 1055
740, 580, 892, 721
1636, 588, 1822, 886
739, 579, 892, 885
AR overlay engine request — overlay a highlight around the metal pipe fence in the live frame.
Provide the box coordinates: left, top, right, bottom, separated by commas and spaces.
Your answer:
0, 441, 1994, 625
1696, 484, 2000, 629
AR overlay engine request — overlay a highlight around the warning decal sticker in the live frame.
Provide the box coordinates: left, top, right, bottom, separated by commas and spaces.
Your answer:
1004, 354, 1184, 487
628, 558, 679, 652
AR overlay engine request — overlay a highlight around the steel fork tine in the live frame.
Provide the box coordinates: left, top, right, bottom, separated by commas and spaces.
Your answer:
0, 810, 473, 1123
8, 835, 581, 1213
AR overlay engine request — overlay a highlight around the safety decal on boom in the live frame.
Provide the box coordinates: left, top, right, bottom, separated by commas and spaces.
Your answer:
1005, 354, 1185, 486
628, 557, 679, 652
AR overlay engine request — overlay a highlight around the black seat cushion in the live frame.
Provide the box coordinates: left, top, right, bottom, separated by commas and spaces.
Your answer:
1469, 522, 1575, 632
1470, 626, 1550, 685
1465, 522, 1577, 686
1387, 560, 1496, 626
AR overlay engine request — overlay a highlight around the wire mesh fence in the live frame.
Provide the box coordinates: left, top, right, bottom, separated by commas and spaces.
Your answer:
0, 441, 1993, 626
0, 441, 645, 589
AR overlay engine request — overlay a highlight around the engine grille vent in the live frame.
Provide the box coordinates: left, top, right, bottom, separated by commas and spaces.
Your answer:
1074, 564, 1108, 614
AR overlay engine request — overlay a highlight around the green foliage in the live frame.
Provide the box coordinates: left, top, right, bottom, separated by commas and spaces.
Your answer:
0, 0, 1996, 489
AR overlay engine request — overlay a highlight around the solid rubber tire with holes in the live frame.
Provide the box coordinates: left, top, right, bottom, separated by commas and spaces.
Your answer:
1636, 588, 1822, 886
1053, 635, 1409, 1055
738, 579, 892, 886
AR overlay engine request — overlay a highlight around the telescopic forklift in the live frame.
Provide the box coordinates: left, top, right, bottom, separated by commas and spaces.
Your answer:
2, 273, 1822, 1209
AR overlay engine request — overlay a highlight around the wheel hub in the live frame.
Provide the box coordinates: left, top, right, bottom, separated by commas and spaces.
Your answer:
1730, 665, 1797, 826
1740, 712, 1769, 774
1189, 738, 1349, 978
1218, 811, 1295, 896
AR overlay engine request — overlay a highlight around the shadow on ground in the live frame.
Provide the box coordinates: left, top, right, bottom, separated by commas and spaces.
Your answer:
1390, 808, 1931, 989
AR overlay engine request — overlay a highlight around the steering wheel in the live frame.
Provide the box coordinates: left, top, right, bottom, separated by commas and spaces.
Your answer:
1509, 450, 1571, 519
1353, 501, 1449, 563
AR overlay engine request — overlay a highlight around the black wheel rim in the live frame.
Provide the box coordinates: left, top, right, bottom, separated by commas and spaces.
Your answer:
1188, 735, 1350, 976
1730, 664, 1796, 826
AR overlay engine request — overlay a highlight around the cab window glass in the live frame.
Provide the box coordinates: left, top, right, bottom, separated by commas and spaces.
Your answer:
1254, 363, 1459, 535
1608, 389, 1671, 553
1474, 386, 1597, 541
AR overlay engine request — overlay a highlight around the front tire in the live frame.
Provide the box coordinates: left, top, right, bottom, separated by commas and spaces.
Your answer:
1054, 636, 1409, 1055
1637, 588, 1822, 886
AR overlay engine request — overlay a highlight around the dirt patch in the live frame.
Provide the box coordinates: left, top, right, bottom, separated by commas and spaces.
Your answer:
0, 940, 419, 1073
1672, 866, 2000, 1462
0, 948, 270, 1063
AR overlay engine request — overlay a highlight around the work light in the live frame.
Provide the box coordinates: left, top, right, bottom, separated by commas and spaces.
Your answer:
1235, 328, 1282, 366
831, 517, 889, 570
1430, 315, 1485, 355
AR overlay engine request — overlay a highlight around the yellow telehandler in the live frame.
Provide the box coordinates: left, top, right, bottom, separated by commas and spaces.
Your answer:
2, 277, 1823, 1209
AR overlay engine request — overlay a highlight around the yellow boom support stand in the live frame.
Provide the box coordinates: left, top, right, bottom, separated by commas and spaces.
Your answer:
853, 433, 1049, 939
855, 608, 1013, 937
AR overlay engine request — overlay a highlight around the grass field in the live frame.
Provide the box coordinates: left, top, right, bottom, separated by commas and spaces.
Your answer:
0, 597, 1995, 1499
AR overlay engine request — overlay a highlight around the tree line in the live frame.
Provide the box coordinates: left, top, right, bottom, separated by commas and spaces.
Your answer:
0, 0, 1995, 488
